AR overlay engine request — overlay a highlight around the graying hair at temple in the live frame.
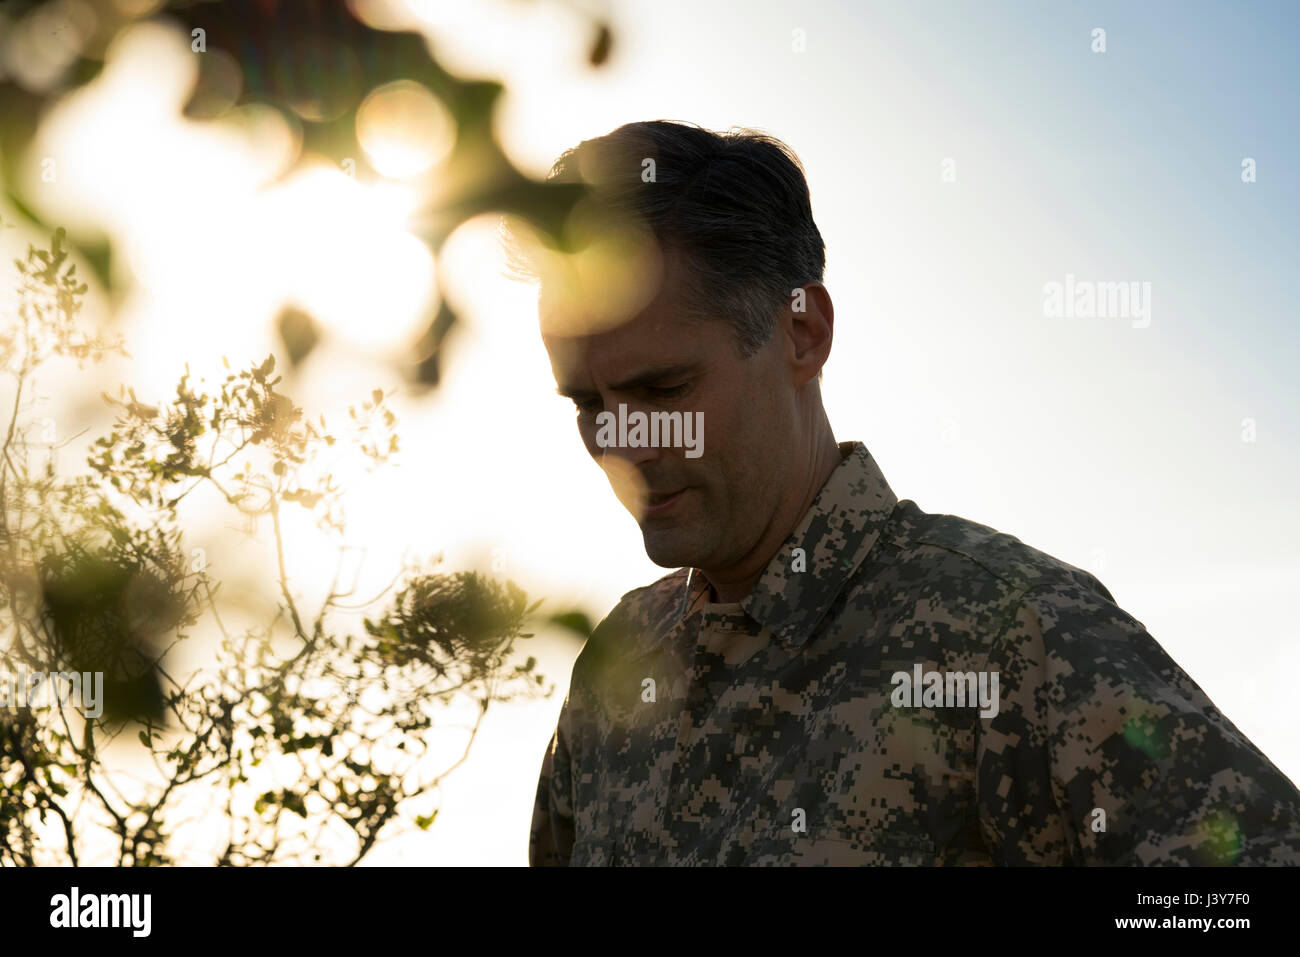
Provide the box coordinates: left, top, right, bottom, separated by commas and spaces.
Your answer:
503, 120, 827, 357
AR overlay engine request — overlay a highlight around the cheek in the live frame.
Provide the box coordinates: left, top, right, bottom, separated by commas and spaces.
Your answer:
746, 367, 796, 444
578, 421, 598, 458
711, 378, 779, 453
710, 373, 788, 493
574, 414, 605, 460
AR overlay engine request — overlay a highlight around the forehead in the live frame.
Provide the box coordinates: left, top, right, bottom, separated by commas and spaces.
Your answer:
540, 245, 724, 382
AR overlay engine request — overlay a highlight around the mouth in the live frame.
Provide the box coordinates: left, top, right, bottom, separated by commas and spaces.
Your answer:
642, 487, 687, 517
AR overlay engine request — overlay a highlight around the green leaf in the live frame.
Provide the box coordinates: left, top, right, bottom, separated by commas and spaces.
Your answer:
548, 609, 594, 638
589, 23, 613, 66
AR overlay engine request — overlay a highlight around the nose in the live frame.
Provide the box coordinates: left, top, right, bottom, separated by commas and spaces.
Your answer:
582, 397, 662, 470
602, 438, 659, 471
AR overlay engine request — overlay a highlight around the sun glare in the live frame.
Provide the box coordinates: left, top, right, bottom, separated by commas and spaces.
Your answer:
356, 80, 456, 179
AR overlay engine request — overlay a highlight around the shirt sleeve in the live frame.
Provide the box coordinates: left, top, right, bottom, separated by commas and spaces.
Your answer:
528, 694, 576, 866
976, 577, 1300, 865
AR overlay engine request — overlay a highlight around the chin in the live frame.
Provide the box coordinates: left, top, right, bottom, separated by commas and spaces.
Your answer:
640, 528, 707, 569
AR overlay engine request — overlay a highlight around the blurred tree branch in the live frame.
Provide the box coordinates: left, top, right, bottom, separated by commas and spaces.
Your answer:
0, 221, 558, 865
0, 0, 612, 390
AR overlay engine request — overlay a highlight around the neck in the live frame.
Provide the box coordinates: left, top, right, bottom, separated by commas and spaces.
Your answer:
704, 422, 843, 604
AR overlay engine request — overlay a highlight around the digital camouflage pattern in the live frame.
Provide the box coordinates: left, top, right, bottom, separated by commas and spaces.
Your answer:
529, 442, 1300, 865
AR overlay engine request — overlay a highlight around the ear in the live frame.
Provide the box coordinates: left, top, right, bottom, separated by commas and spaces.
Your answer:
780, 282, 833, 388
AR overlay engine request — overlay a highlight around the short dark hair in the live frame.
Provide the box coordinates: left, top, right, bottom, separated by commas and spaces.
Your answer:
502, 120, 825, 356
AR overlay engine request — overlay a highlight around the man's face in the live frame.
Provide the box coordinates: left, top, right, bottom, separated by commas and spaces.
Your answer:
542, 247, 799, 572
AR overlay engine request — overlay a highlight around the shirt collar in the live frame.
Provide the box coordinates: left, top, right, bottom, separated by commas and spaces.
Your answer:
676, 440, 898, 651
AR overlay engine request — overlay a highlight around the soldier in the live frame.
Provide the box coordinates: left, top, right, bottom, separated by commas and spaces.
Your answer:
507, 120, 1300, 866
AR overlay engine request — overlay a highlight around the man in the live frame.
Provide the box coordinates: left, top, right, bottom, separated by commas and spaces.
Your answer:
513, 120, 1300, 866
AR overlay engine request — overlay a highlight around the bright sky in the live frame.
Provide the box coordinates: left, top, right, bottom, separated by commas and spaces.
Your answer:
2, 0, 1296, 865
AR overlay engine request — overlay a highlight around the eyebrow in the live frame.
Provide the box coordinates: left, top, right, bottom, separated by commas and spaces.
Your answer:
556, 362, 701, 399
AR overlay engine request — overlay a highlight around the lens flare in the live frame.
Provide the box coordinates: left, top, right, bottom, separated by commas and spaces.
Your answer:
356, 80, 455, 179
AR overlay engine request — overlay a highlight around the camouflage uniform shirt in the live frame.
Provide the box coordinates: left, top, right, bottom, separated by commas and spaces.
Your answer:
529, 441, 1300, 865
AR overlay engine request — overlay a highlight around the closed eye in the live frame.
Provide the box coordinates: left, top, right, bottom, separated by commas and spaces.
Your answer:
565, 382, 690, 415
646, 383, 689, 400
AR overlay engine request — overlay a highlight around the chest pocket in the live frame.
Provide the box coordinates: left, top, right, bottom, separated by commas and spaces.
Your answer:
747, 826, 937, 866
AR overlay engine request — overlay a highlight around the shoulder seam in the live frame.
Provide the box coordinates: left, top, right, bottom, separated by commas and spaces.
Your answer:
903, 537, 1036, 592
